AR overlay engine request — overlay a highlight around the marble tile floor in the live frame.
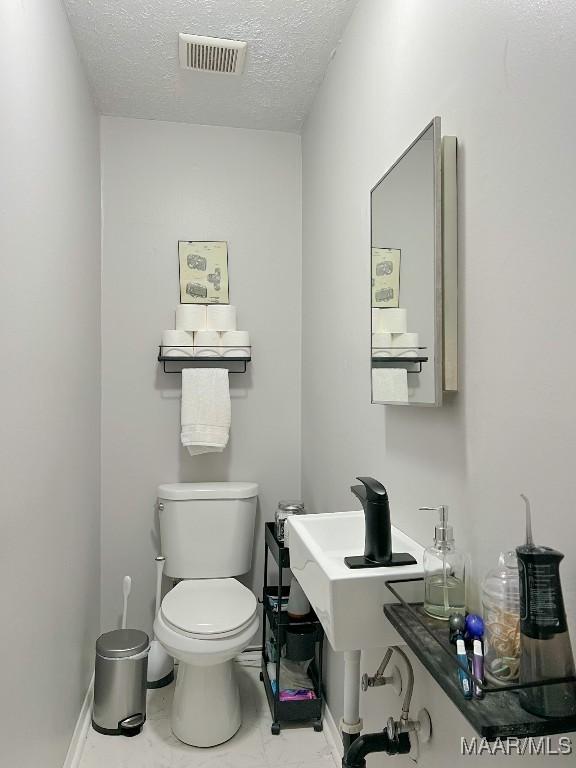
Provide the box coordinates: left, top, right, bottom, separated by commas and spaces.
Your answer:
79, 653, 340, 768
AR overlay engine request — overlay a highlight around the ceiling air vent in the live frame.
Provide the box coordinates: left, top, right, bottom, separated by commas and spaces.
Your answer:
179, 34, 247, 75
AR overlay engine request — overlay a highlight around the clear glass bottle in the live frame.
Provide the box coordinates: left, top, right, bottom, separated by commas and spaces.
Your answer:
481, 551, 521, 684
422, 506, 468, 620
275, 500, 306, 543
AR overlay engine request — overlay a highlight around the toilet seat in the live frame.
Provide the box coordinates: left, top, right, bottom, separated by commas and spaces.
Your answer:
161, 579, 257, 640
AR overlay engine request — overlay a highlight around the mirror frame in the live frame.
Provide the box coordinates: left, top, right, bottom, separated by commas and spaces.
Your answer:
370, 117, 443, 406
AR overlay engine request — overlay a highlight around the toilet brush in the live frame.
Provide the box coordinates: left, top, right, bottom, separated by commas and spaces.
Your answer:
147, 555, 174, 689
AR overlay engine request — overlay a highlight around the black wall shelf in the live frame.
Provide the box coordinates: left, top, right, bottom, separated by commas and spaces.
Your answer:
383, 583, 576, 741
158, 345, 251, 374
371, 356, 428, 374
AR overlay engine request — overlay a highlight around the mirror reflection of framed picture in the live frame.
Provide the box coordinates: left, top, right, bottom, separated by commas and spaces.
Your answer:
371, 247, 400, 308
178, 241, 230, 304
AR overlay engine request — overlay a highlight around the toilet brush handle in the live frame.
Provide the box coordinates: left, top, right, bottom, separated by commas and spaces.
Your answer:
155, 556, 165, 618
121, 575, 131, 630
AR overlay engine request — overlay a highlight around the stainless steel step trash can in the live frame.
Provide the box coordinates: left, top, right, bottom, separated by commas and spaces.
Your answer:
92, 629, 150, 736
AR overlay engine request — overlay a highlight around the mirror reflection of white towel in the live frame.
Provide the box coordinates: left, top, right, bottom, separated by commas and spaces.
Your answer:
372, 368, 408, 403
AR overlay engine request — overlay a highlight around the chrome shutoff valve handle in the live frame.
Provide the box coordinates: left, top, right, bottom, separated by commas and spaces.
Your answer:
362, 648, 402, 694
386, 717, 398, 742
362, 666, 402, 694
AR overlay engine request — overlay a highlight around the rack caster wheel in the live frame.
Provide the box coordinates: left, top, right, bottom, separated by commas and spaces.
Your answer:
313, 721, 323, 732
259, 671, 263, 681
271, 723, 281, 735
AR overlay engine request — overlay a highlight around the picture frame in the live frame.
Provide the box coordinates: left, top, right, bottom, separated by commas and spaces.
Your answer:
178, 241, 230, 304
371, 247, 401, 308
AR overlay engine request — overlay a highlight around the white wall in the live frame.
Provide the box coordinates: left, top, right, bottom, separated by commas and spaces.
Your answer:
100, 118, 301, 634
0, 2, 101, 766
302, 0, 576, 763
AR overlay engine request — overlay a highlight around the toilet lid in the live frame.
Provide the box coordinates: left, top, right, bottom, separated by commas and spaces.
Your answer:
161, 579, 257, 637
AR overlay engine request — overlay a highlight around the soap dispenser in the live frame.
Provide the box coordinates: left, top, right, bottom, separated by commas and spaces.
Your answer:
421, 506, 468, 620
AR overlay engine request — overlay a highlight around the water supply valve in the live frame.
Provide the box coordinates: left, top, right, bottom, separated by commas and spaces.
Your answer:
361, 665, 402, 694
386, 710, 432, 763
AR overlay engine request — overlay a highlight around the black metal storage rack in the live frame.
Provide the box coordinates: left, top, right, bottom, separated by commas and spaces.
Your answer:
261, 522, 324, 735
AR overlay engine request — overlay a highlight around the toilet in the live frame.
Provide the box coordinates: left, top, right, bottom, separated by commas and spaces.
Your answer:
153, 482, 259, 747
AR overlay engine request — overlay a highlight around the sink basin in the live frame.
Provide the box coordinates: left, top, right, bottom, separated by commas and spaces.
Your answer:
286, 511, 425, 651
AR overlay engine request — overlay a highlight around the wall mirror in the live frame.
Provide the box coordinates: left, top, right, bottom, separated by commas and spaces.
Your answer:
371, 117, 457, 406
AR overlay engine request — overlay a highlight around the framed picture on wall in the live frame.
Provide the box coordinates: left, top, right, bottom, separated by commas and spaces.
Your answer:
371, 247, 400, 308
178, 241, 230, 304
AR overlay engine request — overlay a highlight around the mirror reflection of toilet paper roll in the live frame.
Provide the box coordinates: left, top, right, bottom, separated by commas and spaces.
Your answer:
175, 304, 207, 331
194, 330, 223, 357
161, 330, 195, 357
221, 331, 250, 358
372, 308, 407, 334
371, 333, 392, 358
391, 332, 420, 356
206, 305, 237, 331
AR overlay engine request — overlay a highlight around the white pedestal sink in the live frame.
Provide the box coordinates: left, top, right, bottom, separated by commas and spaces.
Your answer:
286, 511, 425, 652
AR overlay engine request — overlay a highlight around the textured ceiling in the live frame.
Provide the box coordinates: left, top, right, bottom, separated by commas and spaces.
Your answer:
62, 0, 359, 132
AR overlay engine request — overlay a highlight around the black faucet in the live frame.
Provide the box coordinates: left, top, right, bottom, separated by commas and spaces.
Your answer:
344, 477, 417, 569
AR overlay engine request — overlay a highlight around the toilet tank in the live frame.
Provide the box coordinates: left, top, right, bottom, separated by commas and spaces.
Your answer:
157, 482, 258, 579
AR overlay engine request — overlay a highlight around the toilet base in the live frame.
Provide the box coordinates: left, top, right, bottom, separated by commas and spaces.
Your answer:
171, 659, 242, 747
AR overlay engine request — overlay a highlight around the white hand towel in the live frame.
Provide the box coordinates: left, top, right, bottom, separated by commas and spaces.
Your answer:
372, 368, 408, 403
181, 369, 231, 456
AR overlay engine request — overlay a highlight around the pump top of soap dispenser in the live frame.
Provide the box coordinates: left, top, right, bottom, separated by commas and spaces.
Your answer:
421, 506, 453, 547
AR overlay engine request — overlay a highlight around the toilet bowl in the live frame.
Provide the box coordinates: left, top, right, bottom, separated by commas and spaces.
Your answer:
156, 481, 259, 746
154, 578, 259, 747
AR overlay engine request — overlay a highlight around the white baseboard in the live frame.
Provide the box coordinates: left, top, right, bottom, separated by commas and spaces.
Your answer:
323, 703, 344, 761
63, 674, 94, 768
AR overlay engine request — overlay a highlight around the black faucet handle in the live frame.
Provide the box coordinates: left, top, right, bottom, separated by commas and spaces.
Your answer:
346, 476, 417, 569
355, 477, 388, 502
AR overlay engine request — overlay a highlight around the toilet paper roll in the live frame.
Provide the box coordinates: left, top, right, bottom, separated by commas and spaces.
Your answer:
206, 304, 237, 332
221, 331, 251, 358
175, 304, 207, 331
372, 308, 407, 334
194, 330, 223, 357
391, 332, 420, 357
371, 333, 392, 358
161, 330, 194, 358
